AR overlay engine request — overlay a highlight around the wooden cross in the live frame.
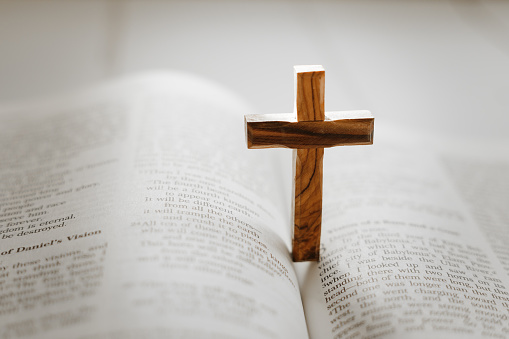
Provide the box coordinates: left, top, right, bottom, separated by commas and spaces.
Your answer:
244, 65, 374, 262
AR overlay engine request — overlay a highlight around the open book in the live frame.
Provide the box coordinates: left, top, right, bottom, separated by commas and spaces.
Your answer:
1, 72, 508, 339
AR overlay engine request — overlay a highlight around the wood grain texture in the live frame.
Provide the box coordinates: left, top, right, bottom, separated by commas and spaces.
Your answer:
245, 112, 374, 149
292, 148, 323, 262
295, 65, 325, 122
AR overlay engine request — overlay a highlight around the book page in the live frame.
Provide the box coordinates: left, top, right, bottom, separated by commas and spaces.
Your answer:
0, 72, 307, 339
298, 123, 509, 339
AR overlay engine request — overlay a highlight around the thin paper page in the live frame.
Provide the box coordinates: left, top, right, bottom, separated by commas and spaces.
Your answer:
0, 72, 307, 339
298, 123, 509, 339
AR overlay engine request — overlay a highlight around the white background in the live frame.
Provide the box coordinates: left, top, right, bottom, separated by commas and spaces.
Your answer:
1, 0, 508, 142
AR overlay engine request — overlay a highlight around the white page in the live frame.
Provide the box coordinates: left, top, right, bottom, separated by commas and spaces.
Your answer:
0, 72, 307, 339
298, 122, 509, 338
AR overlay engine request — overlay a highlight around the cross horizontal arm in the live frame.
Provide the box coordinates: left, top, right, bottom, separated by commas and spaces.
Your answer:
245, 111, 374, 149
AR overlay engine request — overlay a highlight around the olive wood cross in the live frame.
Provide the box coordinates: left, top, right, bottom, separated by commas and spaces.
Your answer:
244, 65, 374, 262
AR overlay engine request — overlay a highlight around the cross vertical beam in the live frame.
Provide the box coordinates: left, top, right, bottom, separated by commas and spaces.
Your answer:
292, 66, 325, 261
